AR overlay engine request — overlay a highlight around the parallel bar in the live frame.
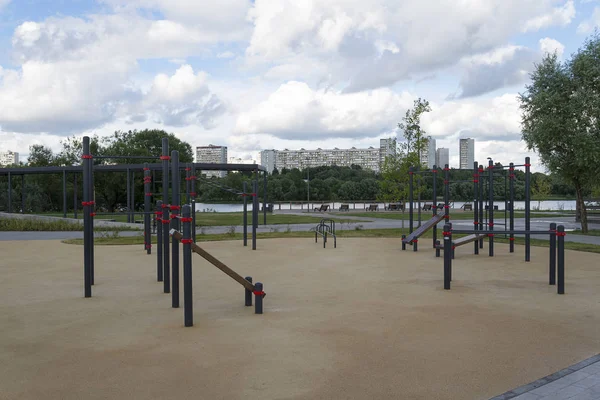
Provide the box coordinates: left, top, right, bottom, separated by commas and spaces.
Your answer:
409, 167, 414, 235
89, 153, 95, 285
263, 171, 267, 225
443, 224, 451, 290
450, 230, 557, 235
190, 166, 196, 243
478, 164, 484, 249
156, 200, 163, 282
171, 150, 180, 308
21, 175, 25, 214
243, 181, 248, 247
73, 174, 78, 219
7, 172, 11, 213
444, 164, 450, 222
93, 155, 160, 160
473, 161, 479, 255
509, 162, 515, 253
252, 179, 258, 250
432, 165, 437, 248
144, 163, 151, 255
126, 168, 131, 223
171, 231, 258, 293
557, 225, 565, 294
62, 171, 67, 218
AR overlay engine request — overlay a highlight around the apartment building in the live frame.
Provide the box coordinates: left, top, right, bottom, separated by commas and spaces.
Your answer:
459, 138, 475, 169
436, 148, 449, 168
196, 145, 227, 178
420, 137, 436, 169
0, 150, 19, 166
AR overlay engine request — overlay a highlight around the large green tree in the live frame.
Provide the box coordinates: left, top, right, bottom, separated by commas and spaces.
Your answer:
519, 33, 600, 232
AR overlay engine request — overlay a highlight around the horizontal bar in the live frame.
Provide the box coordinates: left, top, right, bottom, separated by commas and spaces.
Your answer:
94, 155, 160, 160
451, 230, 557, 235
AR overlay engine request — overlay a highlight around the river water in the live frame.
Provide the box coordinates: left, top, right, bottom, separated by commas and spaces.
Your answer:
195, 200, 578, 213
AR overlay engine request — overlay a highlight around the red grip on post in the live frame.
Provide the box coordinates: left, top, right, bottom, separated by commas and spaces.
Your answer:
489, 222, 494, 227
90, 213, 96, 217
160, 155, 171, 161
473, 180, 478, 183
432, 169, 437, 173
253, 290, 265, 296
170, 205, 181, 211
509, 238, 515, 241
181, 239, 193, 244
556, 232, 566, 237
524, 163, 531, 167
162, 204, 169, 209
81, 155, 93, 159
473, 221, 478, 225
185, 168, 191, 171
443, 167, 449, 171
190, 192, 197, 196
162, 219, 170, 224
145, 193, 152, 196
143, 167, 150, 171
409, 171, 414, 175
156, 211, 163, 216
442, 231, 452, 236
487, 233, 494, 237
82, 201, 95, 206
180, 217, 193, 222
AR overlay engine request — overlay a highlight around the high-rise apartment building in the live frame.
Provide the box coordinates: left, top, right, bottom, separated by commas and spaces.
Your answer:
260, 143, 394, 174
459, 138, 475, 169
196, 145, 227, 178
420, 137, 436, 169
0, 151, 19, 166
436, 148, 449, 168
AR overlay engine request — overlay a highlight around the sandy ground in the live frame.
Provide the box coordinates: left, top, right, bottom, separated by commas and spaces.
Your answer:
0, 238, 599, 400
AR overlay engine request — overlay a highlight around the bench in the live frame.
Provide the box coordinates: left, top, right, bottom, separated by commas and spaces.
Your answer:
485, 205, 499, 211
462, 204, 473, 211
314, 204, 330, 212
261, 204, 274, 213
366, 204, 378, 211
339, 204, 350, 212
437, 203, 445, 210
422, 204, 432, 211
386, 203, 404, 211
577, 205, 600, 222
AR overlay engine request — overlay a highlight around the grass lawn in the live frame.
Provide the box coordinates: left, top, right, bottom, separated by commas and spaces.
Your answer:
336, 211, 574, 220
62, 227, 600, 254
0, 217, 140, 232
569, 229, 600, 237
26, 212, 366, 227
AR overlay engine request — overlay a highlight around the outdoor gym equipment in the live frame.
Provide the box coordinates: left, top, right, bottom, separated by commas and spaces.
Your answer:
314, 218, 337, 248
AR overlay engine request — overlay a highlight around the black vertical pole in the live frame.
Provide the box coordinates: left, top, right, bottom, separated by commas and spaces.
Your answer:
144, 164, 152, 255
21, 175, 25, 214
509, 162, 515, 253
557, 225, 565, 294
7, 172, 11, 213
131, 171, 136, 222
473, 161, 479, 255
89, 153, 95, 286
243, 181, 248, 247
525, 157, 531, 262
432, 165, 437, 248
191, 166, 196, 243
73, 174, 78, 219
549, 222, 556, 285
254, 282, 264, 314
263, 171, 267, 225
62, 171, 67, 218
443, 223, 451, 290
252, 179, 258, 250
245, 276, 253, 306
409, 167, 414, 235
162, 139, 170, 294
182, 204, 193, 327
156, 200, 163, 282
478, 165, 484, 249
82, 137, 92, 298
488, 159, 494, 257
186, 164, 191, 204
444, 164, 450, 223
126, 168, 131, 223
171, 150, 180, 308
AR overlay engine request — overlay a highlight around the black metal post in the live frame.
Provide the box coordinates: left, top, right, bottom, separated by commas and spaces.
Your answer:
509, 162, 515, 253
443, 223, 451, 290
182, 204, 193, 327
263, 172, 267, 225
444, 164, 450, 223
478, 165, 484, 249
252, 179, 258, 250
549, 222, 556, 285
254, 282, 264, 314
171, 150, 180, 308
243, 181, 248, 247
82, 137, 92, 298
62, 171, 67, 218
408, 167, 414, 235
186, 164, 191, 204
525, 157, 531, 262
131, 171, 135, 222
245, 276, 253, 306
473, 161, 479, 255
20, 175, 25, 214
190, 167, 196, 243
126, 168, 131, 223
89, 150, 95, 286
401, 234, 406, 251
432, 165, 437, 248
156, 201, 163, 282
488, 159, 494, 257
162, 138, 170, 294
73, 174, 78, 219
144, 164, 152, 255
7, 172, 11, 213
557, 225, 565, 294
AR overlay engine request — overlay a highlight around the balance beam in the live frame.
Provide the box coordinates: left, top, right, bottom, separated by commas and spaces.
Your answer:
171, 230, 265, 297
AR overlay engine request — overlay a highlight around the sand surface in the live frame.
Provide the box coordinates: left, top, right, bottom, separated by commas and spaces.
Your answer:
0, 238, 599, 400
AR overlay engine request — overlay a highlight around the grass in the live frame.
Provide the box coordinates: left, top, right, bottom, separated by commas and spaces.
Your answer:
0, 217, 139, 232
569, 229, 600, 237
28, 212, 364, 226
337, 211, 574, 220
61, 227, 600, 254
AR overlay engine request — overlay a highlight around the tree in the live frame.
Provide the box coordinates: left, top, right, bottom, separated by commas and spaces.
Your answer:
519, 32, 600, 232
397, 98, 432, 167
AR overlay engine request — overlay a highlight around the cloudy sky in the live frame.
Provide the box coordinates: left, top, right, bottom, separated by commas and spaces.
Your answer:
0, 0, 598, 170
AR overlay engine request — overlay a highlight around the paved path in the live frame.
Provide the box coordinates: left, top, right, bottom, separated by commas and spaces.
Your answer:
491, 355, 600, 400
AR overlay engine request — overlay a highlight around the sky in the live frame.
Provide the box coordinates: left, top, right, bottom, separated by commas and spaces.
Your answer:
0, 0, 598, 171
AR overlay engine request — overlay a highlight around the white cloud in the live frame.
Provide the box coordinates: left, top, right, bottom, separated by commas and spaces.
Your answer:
217, 51, 236, 59
539, 37, 565, 57
577, 6, 600, 34
0, 0, 10, 10
522, 0, 576, 32
234, 81, 413, 140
